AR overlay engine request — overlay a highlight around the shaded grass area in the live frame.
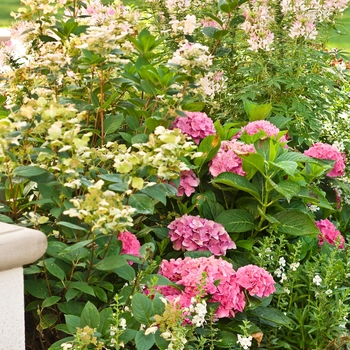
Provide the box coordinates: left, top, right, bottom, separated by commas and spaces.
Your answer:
327, 7, 350, 54
0, 0, 20, 27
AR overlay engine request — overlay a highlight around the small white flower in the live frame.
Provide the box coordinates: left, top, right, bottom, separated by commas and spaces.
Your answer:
325, 289, 332, 296
279, 257, 286, 267
313, 275, 322, 286
290, 262, 300, 271
145, 325, 158, 335
237, 334, 253, 350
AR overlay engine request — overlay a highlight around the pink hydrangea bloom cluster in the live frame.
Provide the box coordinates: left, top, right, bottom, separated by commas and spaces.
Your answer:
209, 140, 255, 177
158, 256, 276, 318
117, 231, 141, 264
173, 111, 216, 144
315, 219, 345, 249
304, 142, 346, 177
235, 120, 288, 143
235, 264, 276, 298
177, 170, 200, 197
168, 215, 235, 256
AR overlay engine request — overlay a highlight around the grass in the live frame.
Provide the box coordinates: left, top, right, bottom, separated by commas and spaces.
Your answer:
0, 0, 20, 27
0, 0, 350, 52
327, 7, 350, 54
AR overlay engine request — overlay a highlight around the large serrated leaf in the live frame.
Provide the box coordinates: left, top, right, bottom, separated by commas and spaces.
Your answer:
273, 210, 320, 236
216, 209, 256, 232
212, 172, 261, 201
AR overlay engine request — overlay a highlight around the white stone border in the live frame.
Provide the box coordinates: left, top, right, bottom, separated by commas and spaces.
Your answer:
0, 222, 47, 349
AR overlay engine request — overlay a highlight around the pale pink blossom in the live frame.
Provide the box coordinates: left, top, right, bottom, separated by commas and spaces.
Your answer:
209, 140, 255, 177
177, 170, 200, 197
236, 265, 276, 298
235, 120, 288, 143
304, 142, 346, 177
315, 219, 345, 249
173, 111, 216, 144
117, 231, 141, 264
168, 215, 235, 256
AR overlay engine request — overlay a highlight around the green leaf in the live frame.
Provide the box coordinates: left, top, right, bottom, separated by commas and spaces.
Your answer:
0, 214, 14, 223
80, 301, 100, 329
213, 29, 229, 40
104, 114, 124, 135
94, 255, 128, 271
129, 193, 154, 214
135, 330, 155, 350
273, 210, 320, 236
235, 239, 253, 250
65, 315, 80, 334
200, 200, 225, 221
242, 152, 265, 179
270, 160, 298, 176
140, 184, 168, 205
115, 264, 136, 281
44, 258, 66, 281
69, 282, 95, 296
268, 179, 300, 202
119, 328, 138, 343
24, 281, 49, 299
243, 99, 272, 121
140, 80, 158, 96
212, 172, 261, 201
216, 209, 256, 232
40, 314, 58, 329
216, 331, 238, 348
132, 293, 153, 325
141, 274, 179, 288
195, 134, 221, 167
202, 27, 219, 38
249, 306, 291, 327
218, 0, 236, 13
14, 166, 49, 178
42, 296, 61, 308
140, 242, 155, 259
131, 133, 149, 144
98, 308, 113, 337
56, 221, 88, 232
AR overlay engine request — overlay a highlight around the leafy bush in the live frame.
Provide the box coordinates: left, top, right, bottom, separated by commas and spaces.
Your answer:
0, 0, 350, 349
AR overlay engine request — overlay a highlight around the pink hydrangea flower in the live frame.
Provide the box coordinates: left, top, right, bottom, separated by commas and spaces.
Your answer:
235, 120, 288, 143
177, 170, 200, 197
209, 140, 255, 177
158, 256, 246, 318
236, 265, 276, 298
304, 142, 346, 177
117, 231, 141, 264
168, 214, 236, 256
173, 111, 216, 144
315, 219, 345, 249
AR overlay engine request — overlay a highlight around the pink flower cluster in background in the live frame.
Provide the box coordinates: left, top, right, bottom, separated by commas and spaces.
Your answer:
168, 215, 235, 256
158, 256, 275, 318
173, 111, 216, 144
315, 219, 345, 249
209, 140, 255, 177
304, 142, 346, 177
117, 231, 141, 264
236, 264, 276, 298
235, 120, 288, 143
177, 170, 200, 197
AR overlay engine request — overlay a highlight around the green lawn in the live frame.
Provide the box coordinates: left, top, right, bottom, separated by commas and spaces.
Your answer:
327, 7, 350, 54
0, 0, 20, 27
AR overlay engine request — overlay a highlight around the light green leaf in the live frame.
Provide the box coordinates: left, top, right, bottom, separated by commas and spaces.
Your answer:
243, 99, 272, 121
56, 221, 88, 232
270, 160, 298, 176
216, 209, 256, 232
